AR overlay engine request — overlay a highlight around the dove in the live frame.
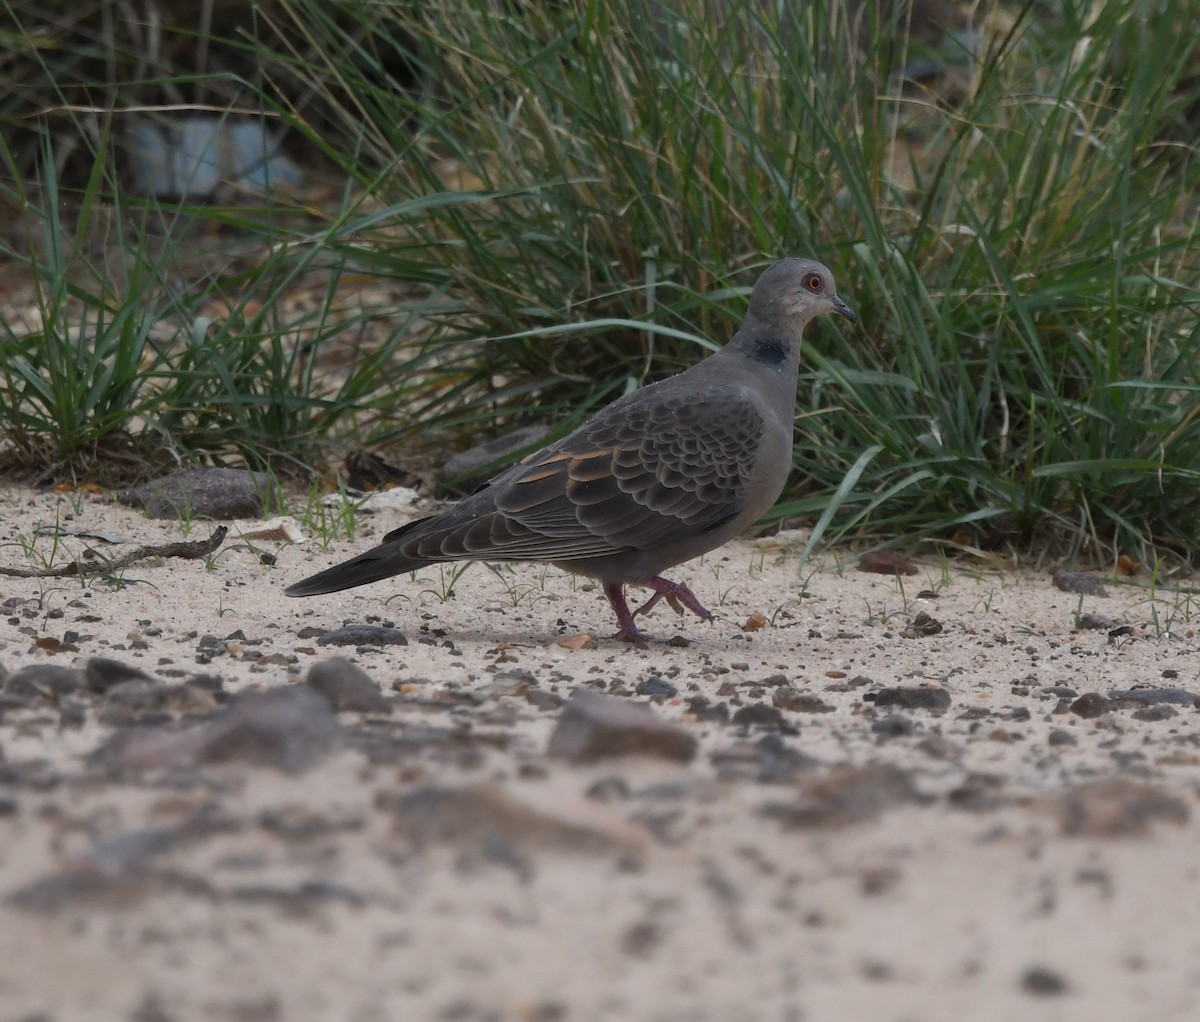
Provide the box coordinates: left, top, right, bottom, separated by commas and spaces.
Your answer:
286, 258, 855, 641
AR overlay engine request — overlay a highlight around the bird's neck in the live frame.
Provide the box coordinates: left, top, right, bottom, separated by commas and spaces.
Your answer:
723, 312, 807, 375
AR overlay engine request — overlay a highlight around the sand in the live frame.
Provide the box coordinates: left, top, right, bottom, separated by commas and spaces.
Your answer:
0, 483, 1198, 1022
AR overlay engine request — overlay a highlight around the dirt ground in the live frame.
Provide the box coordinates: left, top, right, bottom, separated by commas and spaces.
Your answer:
1, 483, 1198, 1022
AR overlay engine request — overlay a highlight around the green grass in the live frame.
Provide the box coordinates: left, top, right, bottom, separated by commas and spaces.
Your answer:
1, 0, 1198, 565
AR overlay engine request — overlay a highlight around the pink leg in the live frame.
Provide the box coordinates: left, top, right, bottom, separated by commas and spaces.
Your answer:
632, 576, 713, 623
604, 582, 654, 643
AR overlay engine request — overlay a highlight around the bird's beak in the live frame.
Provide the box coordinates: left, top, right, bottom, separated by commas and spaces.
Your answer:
832, 295, 856, 323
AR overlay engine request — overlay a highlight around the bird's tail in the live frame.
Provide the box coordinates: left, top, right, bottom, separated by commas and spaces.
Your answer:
284, 541, 435, 597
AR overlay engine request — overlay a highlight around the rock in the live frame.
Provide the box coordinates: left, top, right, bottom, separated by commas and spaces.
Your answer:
438, 424, 552, 489
4, 663, 84, 701
947, 773, 1009, 811
763, 765, 926, 828
306, 657, 391, 713
96, 686, 340, 774
118, 467, 279, 519
731, 703, 785, 727
870, 686, 951, 712
1132, 704, 1178, 722
1108, 687, 1195, 705
385, 783, 641, 857
635, 676, 677, 699
902, 611, 943, 637
686, 695, 729, 724
856, 550, 918, 575
1069, 693, 1112, 718
872, 713, 914, 738
84, 656, 159, 693
1051, 569, 1108, 597
317, 625, 409, 648
916, 734, 963, 760
711, 734, 816, 783
547, 689, 697, 764
1021, 966, 1068, 996
772, 689, 834, 713
1057, 777, 1189, 837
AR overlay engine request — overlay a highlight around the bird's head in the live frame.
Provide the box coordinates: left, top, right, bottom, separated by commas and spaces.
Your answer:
749, 258, 856, 327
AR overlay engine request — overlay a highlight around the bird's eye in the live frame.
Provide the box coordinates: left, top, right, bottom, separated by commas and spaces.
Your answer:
805, 273, 823, 292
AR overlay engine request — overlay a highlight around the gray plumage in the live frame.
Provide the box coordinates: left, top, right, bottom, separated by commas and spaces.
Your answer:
286, 258, 855, 641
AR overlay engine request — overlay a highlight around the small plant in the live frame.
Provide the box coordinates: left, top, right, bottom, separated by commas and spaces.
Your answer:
296, 484, 369, 549
416, 562, 474, 604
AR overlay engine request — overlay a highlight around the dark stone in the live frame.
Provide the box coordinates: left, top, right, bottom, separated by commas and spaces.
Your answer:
1132, 704, 1178, 722
1021, 966, 1068, 996
547, 689, 697, 763
635, 676, 677, 699
4, 663, 83, 700
772, 689, 834, 713
872, 713, 914, 738
711, 734, 816, 783
902, 611, 942, 637
870, 686, 951, 712
525, 690, 564, 712
118, 467, 279, 520
732, 703, 784, 727
317, 625, 409, 648
763, 765, 925, 828
856, 550, 919, 575
386, 783, 636, 858
1051, 569, 1108, 597
95, 686, 340, 774
305, 657, 390, 713
1047, 729, 1077, 747
686, 695, 729, 724
1057, 777, 1189, 837
1069, 693, 1112, 718
915, 734, 962, 760
84, 656, 159, 693
947, 773, 1008, 811
439, 424, 552, 489
1108, 687, 1195, 705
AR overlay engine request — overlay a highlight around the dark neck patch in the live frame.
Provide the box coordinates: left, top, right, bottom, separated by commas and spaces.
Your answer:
745, 337, 789, 366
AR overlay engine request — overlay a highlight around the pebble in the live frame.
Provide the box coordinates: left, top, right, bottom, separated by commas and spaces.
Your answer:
872, 713, 914, 738
635, 676, 677, 699
96, 686, 341, 775
547, 689, 697, 764
84, 656, 159, 693
772, 689, 834, 713
4, 663, 83, 700
317, 625, 409, 647
306, 657, 391, 713
1069, 693, 1111, 718
118, 467, 279, 519
731, 703, 784, 728
1057, 777, 1189, 837
1021, 966, 1068, 996
870, 686, 951, 712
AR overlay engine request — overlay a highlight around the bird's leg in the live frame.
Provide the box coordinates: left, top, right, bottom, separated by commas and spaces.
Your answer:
632, 576, 713, 623
603, 582, 653, 643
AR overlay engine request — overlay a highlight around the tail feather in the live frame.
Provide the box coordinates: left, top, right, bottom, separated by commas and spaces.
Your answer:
284, 544, 434, 597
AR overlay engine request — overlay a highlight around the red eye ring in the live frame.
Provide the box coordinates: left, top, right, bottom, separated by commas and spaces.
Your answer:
805, 273, 823, 291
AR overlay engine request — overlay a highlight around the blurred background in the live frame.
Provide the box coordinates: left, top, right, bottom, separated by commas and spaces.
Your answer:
2, 0, 1198, 565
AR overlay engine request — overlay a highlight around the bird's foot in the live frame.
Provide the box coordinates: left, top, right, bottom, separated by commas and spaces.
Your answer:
632, 576, 713, 623
603, 582, 655, 642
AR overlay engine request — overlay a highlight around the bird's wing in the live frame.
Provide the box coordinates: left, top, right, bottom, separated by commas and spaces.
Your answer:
392, 383, 767, 564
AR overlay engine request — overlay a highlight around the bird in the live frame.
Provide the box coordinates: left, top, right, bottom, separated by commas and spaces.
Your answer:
286, 258, 855, 641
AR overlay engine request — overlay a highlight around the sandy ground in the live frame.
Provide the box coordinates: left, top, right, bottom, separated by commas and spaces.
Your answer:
1, 484, 1199, 1022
